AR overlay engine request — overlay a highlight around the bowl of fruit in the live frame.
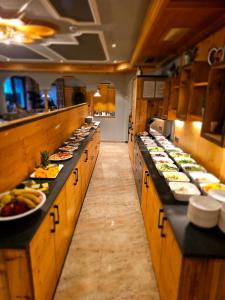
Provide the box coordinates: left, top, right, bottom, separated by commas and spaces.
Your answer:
0, 188, 46, 221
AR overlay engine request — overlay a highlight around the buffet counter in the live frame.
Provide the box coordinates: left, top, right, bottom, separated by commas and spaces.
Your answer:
135, 136, 225, 300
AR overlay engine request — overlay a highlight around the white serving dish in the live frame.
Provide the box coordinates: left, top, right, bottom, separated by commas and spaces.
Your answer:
162, 171, 190, 182
156, 163, 178, 175
0, 190, 46, 221
166, 147, 183, 153
148, 147, 164, 152
187, 196, 221, 228
168, 182, 200, 201
152, 156, 173, 164
30, 164, 64, 179
150, 152, 168, 158
182, 163, 206, 173
174, 157, 196, 164
189, 172, 220, 184
170, 152, 191, 158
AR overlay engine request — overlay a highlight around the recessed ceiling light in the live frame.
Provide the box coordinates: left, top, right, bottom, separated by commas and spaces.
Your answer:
112, 43, 116, 48
6, 58, 10, 61
60, 59, 63, 63
69, 25, 78, 33
113, 60, 117, 63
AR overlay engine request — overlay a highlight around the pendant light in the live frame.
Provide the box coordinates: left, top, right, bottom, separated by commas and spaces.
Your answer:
94, 89, 101, 97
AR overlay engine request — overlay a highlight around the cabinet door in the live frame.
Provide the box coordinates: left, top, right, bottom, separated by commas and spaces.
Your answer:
148, 179, 164, 283
128, 131, 134, 165
66, 170, 78, 233
30, 211, 57, 300
158, 219, 182, 300
53, 186, 69, 276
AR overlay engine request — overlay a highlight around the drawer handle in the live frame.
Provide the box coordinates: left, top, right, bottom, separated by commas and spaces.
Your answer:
161, 217, 167, 238
50, 213, 56, 233
54, 205, 60, 224
73, 168, 78, 185
157, 209, 164, 229
85, 149, 88, 162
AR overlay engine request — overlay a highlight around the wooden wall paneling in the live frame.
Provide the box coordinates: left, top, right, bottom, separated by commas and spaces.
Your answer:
174, 121, 225, 181
176, 68, 191, 120
0, 251, 12, 300
0, 104, 88, 193
196, 27, 225, 61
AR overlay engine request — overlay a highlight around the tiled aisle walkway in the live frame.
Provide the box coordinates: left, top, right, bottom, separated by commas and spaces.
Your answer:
54, 142, 159, 300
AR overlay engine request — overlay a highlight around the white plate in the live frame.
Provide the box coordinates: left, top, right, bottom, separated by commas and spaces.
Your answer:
30, 164, 64, 179
0, 190, 46, 221
153, 157, 173, 164
208, 189, 225, 202
49, 153, 73, 161
59, 146, 78, 152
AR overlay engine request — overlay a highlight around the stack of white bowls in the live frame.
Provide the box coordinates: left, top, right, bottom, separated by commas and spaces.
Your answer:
187, 196, 221, 228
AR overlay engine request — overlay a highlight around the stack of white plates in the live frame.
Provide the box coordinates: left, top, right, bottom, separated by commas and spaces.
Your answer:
218, 203, 225, 233
187, 196, 221, 228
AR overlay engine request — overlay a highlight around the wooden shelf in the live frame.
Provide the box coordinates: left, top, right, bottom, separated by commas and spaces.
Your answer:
202, 133, 223, 146
189, 114, 203, 121
193, 82, 208, 87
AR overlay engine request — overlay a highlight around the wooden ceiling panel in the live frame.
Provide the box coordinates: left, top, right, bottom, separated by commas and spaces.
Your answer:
131, 0, 225, 66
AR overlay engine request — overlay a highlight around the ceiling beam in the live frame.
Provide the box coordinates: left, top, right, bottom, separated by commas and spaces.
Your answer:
0, 62, 136, 74
130, 0, 170, 66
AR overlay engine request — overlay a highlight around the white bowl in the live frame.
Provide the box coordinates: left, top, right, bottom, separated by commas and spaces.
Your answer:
169, 182, 200, 201
189, 172, 220, 184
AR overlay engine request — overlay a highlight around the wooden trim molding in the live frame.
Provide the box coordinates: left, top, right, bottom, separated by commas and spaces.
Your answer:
0, 104, 86, 132
0, 62, 135, 73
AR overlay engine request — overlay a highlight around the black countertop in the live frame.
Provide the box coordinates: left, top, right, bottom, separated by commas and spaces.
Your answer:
136, 136, 225, 258
0, 127, 98, 249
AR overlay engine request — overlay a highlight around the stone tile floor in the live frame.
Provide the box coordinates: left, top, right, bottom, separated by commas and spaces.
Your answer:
54, 142, 159, 300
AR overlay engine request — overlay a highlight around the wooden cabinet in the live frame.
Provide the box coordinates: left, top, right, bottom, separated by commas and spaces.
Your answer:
140, 160, 225, 300
201, 66, 225, 147
188, 62, 209, 121
141, 164, 182, 300
30, 209, 57, 300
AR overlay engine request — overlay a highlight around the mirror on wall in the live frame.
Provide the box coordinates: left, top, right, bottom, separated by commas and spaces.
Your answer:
49, 76, 87, 109
93, 82, 115, 117
3, 76, 43, 114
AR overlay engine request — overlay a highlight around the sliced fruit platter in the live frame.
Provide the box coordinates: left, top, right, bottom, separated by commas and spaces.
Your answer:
162, 171, 190, 182
168, 182, 200, 201
189, 172, 220, 184
156, 163, 178, 174
30, 164, 63, 179
182, 163, 206, 173
49, 152, 73, 161
17, 180, 49, 193
59, 145, 78, 152
0, 189, 46, 220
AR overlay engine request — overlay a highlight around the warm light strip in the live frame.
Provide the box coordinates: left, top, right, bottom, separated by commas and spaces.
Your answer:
163, 27, 190, 42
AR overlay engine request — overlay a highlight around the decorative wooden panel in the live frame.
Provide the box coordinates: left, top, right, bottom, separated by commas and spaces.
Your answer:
0, 104, 88, 193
